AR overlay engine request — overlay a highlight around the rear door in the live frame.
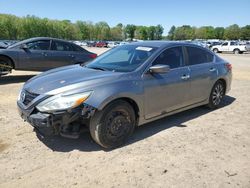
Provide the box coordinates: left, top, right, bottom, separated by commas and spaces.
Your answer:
49, 40, 75, 68
184, 46, 217, 104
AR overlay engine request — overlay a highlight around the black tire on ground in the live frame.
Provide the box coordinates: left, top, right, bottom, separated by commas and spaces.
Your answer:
213, 48, 219, 53
207, 80, 225, 109
89, 100, 136, 149
233, 49, 240, 54
0, 56, 13, 76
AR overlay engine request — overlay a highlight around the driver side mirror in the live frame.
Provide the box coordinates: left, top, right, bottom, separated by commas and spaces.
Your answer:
149, 64, 170, 74
20, 44, 28, 50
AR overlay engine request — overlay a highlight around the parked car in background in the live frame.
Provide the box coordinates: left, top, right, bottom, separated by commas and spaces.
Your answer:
74, 41, 87, 47
17, 41, 232, 148
211, 41, 249, 54
87, 41, 96, 47
95, 41, 108, 48
206, 41, 222, 49
107, 41, 120, 48
0, 37, 97, 76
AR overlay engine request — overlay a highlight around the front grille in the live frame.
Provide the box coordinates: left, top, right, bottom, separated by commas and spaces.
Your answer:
23, 90, 39, 106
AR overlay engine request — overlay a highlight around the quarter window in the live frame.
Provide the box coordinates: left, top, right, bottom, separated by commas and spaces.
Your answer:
52, 41, 73, 51
186, 46, 213, 65
153, 46, 183, 69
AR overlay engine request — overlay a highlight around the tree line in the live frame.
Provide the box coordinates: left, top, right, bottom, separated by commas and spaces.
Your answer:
1, 14, 249, 41
167, 25, 250, 40
0, 14, 163, 41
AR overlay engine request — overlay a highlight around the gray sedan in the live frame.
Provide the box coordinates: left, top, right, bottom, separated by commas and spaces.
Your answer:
0, 37, 97, 76
17, 41, 232, 148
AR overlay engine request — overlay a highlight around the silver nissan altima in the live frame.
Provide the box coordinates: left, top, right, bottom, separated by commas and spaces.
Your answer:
17, 41, 232, 148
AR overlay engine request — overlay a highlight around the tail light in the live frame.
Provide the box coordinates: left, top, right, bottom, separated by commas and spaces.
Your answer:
225, 63, 232, 71
89, 54, 97, 59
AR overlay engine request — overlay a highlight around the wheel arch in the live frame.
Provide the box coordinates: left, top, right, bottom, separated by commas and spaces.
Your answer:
97, 97, 140, 126
0, 54, 15, 69
216, 78, 227, 95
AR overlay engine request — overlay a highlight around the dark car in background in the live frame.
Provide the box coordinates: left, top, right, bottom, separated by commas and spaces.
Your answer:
0, 37, 97, 76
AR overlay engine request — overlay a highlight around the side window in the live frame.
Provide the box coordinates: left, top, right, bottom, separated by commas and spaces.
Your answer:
222, 42, 228, 46
230, 42, 236, 46
186, 46, 214, 65
52, 41, 73, 51
26, 40, 50, 50
152, 46, 183, 69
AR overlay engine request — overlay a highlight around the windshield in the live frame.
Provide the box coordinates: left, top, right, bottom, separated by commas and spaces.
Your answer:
86, 45, 157, 72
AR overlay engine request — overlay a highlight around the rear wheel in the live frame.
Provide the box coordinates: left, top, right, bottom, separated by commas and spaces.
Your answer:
233, 49, 240, 54
207, 81, 225, 109
89, 100, 136, 149
0, 57, 12, 76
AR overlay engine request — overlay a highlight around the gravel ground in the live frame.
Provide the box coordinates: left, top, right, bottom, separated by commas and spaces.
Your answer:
0, 48, 250, 188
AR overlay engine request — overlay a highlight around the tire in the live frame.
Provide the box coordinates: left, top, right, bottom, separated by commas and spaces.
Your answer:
233, 49, 240, 54
0, 56, 13, 76
207, 80, 225, 109
213, 48, 219, 53
89, 100, 136, 149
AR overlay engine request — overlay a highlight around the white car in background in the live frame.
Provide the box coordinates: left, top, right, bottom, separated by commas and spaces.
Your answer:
211, 41, 249, 54
74, 41, 87, 47
107, 41, 120, 48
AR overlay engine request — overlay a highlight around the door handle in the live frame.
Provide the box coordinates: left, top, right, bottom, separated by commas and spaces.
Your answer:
68, 54, 75, 58
209, 68, 216, 72
181, 74, 190, 80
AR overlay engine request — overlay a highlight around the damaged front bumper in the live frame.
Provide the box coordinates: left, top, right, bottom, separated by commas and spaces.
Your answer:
17, 101, 96, 138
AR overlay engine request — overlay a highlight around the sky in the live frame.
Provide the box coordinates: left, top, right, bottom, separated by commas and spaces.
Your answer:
0, 0, 249, 35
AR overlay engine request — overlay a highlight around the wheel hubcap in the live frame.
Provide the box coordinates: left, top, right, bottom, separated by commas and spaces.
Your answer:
212, 84, 224, 105
106, 111, 131, 140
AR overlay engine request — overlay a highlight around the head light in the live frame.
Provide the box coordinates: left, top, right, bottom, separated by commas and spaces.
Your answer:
36, 91, 92, 112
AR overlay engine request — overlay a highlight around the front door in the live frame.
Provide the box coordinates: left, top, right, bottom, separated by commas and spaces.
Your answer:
19, 40, 52, 71
143, 46, 191, 119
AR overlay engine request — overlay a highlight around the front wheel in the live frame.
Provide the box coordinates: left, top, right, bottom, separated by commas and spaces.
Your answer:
207, 81, 225, 109
89, 100, 136, 149
213, 48, 219, 53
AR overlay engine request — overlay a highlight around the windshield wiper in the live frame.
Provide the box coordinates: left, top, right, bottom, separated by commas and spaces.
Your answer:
85, 66, 108, 71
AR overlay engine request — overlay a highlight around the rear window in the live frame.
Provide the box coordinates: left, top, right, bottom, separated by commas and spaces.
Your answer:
186, 46, 214, 65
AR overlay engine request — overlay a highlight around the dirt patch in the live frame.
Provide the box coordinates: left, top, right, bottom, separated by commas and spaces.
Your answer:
0, 140, 9, 152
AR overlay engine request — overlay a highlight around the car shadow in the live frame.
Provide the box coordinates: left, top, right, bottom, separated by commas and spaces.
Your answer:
0, 74, 36, 85
37, 95, 236, 152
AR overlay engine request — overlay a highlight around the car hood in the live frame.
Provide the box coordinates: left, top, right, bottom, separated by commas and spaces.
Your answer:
24, 65, 124, 95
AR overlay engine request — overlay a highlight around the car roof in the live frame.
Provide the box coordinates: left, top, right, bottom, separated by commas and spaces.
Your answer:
8, 37, 74, 48
127, 41, 201, 48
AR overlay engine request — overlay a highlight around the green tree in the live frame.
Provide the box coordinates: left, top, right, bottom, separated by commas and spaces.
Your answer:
167, 25, 176, 40
224, 24, 240, 40
214, 27, 225, 39
155, 24, 164, 40
110, 24, 123, 41
240, 25, 250, 40
174, 25, 194, 40
135, 26, 148, 40
147, 26, 156, 40
125, 24, 136, 40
